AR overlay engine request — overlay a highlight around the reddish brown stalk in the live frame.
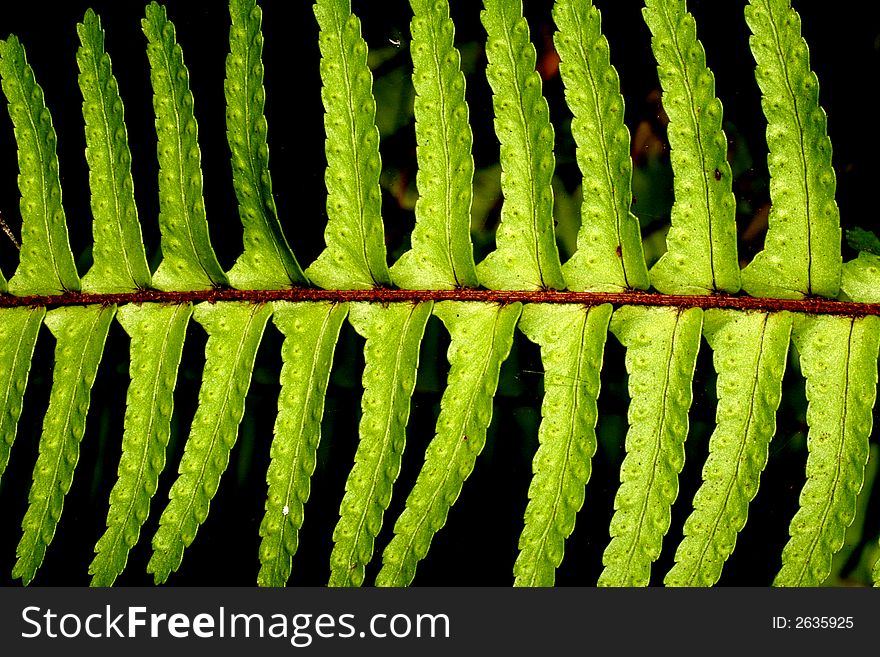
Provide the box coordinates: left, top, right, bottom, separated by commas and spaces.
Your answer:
1, 287, 879, 317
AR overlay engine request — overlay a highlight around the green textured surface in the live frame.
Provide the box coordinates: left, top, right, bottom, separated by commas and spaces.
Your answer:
840, 252, 880, 303
143, 2, 228, 292
740, 0, 841, 299
599, 305, 702, 586
225, 0, 305, 290
305, 0, 391, 290
258, 301, 348, 587
148, 301, 271, 583
553, 0, 649, 293
389, 0, 479, 290
775, 315, 880, 586
0, 37, 80, 296
643, 0, 740, 295
89, 303, 191, 586
666, 310, 791, 586
12, 304, 114, 585
77, 9, 151, 293
514, 303, 611, 586
476, 0, 565, 291
329, 301, 431, 586
0, 306, 45, 481
376, 301, 521, 586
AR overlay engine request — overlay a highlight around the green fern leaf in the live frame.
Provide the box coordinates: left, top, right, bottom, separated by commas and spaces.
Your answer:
514, 303, 611, 586
389, 0, 479, 290
12, 304, 115, 585
0, 37, 80, 295
845, 227, 880, 257
643, 0, 740, 295
89, 302, 191, 587
666, 309, 791, 586
552, 0, 649, 293
740, 0, 841, 299
329, 301, 432, 586
143, 2, 228, 292
77, 9, 151, 293
148, 301, 271, 583
258, 301, 348, 587
599, 305, 702, 586
840, 253, 880, 303
376, 301, 521, 586
0, 306, 45, 482
305, 0, 391, 290
225, 0, 305, 290
775, 314, 879, 586
477, 0, 565, 291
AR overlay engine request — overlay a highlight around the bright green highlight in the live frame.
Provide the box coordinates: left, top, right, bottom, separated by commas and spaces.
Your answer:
840, 252, 880, 303
643, 0, 740, 295
553, 0, 649, 293
514, 303, 612, 586
225, 0, 305, 290
12, 304, 114, 585
390, 0, 478, 290
666, 310, 791, 586
599, 305, 702, 586
775, 314, 879, 586
306, 0, 391, 290
148, 301, 271, 583
329, 301, 432, 586
143, 2, 228, 292
258, 301, 348, 587
477, 0, 565, 291
89, 302, 192, 586
0, 37, 80, 296
740, 0, 841, 299
0, 306, 45, 482
376, 301, 521, 586
77, 9, 151, 293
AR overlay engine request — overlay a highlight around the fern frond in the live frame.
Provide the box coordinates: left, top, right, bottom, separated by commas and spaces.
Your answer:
305, 0, 391, 290
477, 0, 565, 291
0, 37, 80, 295
376, 301, 521, 586
329, 302, 431, 586
89, 302, 191, 587
666, 309, 791, 586
552, 0, 649, 293
225, 0, 306, 290
148, 301, 271, 583
740, 0, 841, 299
514, 303, 611, 586
643, 0, 740, 295
775, 314, 879, 586
598, 305, 702, 586
142, 2, 228, 292
0, 306, 45, 482
840, 253, 880, 303
258, 301, 348, 587
12, 305, 115, 585
389, 0, 478, 290
77, 9, 151, 293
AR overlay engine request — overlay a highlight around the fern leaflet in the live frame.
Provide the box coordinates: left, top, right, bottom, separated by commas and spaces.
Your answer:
258, 301, 348, 587
514, 303, 611, 586
148, 301, 271, 583
329, 302, 431, 586
89, 302, 192, 587
13, 305, 115, 585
